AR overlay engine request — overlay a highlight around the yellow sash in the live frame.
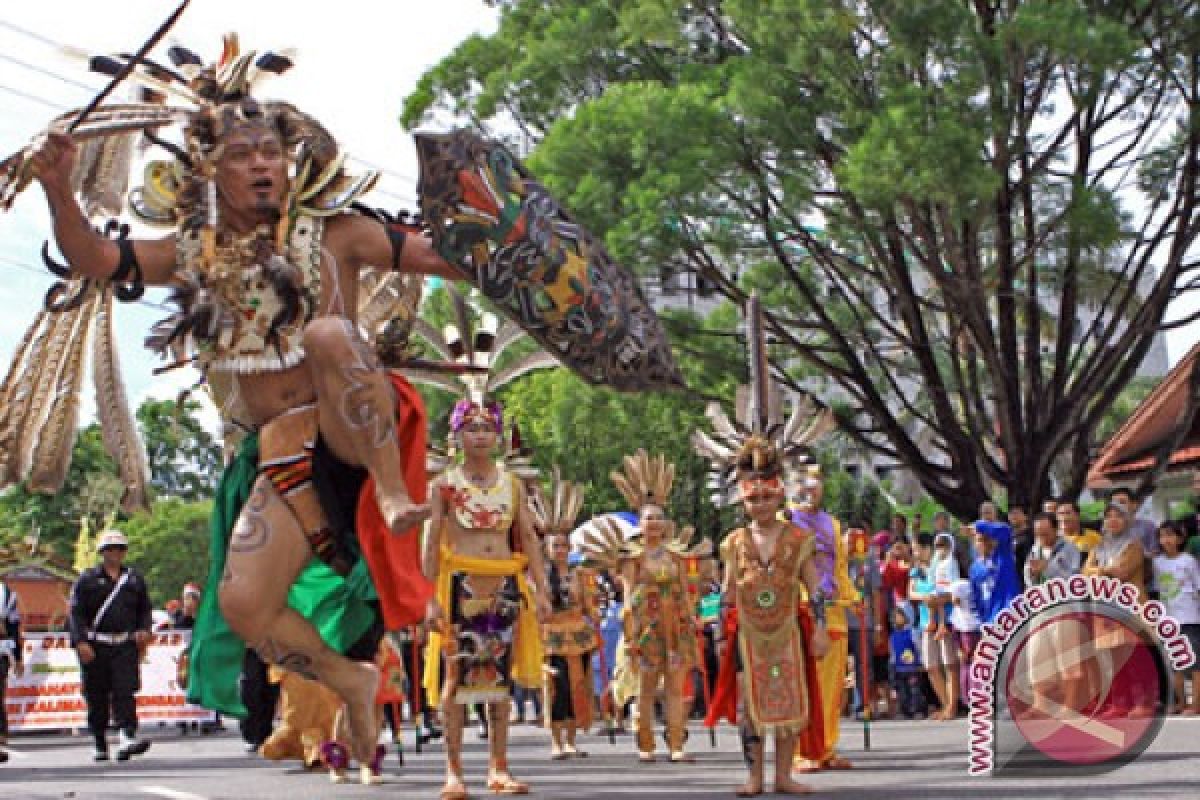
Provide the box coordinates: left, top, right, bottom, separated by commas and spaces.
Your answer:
423, 547, 544, 706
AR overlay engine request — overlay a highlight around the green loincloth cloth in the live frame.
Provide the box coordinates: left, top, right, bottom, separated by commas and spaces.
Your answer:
185, 433, 377, 717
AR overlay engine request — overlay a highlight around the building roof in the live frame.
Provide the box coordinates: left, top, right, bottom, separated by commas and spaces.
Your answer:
1088, 341, 1200, 488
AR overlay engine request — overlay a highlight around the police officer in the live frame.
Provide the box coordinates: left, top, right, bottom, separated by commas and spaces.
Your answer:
68, 529, 153, 762
1, 576, 24, 764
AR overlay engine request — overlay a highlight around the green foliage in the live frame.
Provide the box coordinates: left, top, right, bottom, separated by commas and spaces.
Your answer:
137, 398, 222, 501
0, 397, 220, 563
405, 0, 1199, 518
122, 498, 212, 607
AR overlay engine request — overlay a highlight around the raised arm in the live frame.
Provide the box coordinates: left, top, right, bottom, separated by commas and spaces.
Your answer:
31, 132, 176, 284
327, 212, 460, 279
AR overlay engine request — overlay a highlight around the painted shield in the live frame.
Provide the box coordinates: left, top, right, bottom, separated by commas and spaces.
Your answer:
414, 130, 684, 391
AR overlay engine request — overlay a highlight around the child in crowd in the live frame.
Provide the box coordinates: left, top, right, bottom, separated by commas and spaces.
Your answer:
888, 606, 926, 719
881, 539, 914, 628
1153, 522, 1200, 715
949, 579, 981, 705
929, 533, 960, 639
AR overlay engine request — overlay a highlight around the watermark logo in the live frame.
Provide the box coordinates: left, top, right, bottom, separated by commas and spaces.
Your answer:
967, 575, 1195, 776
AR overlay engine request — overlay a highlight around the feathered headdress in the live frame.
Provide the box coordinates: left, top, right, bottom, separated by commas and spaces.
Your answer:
527, 467, 585, 537
610, 449, 676, 512
575, 513, 712, 571
0, 27, 395, 509
408, 288, 559, 481
691, 293, 836, 506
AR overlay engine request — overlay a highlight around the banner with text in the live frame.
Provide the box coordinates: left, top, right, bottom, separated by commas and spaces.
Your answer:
4, 631, 216, 732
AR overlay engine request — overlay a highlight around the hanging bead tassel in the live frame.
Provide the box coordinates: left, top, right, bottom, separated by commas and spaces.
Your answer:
201, 178, 218, 265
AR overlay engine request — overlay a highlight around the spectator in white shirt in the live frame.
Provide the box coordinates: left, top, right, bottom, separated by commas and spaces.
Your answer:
1152, 522, 1200, 715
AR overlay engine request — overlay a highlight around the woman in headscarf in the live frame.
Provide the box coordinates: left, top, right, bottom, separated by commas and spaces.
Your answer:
1082, 503, 1151, 716
1083, 503, 1147, 600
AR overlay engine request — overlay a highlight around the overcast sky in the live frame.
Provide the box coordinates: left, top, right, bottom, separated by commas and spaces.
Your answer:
0, 0, 499, 428
1, 0, 1198, 438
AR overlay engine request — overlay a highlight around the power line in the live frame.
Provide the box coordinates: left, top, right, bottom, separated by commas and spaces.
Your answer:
0, 81, 67, 110
0, 20, 426, 188
0, 253, 173, 314
0, 18, 67, 52
0, 51, 100, 94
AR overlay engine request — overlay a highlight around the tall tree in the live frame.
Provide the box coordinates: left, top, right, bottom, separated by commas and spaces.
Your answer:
405, 0, 1200, 518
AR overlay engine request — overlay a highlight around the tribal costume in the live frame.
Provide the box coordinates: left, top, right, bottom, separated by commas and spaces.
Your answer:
788, 468, 857, 772
542, 564, 600, 732
423, 462, 543, 705
0, 37, 436, 773
721, 525, 817, 735
694, 294, 835, 793
532, 473, 598, 748
578, 450, 711, 761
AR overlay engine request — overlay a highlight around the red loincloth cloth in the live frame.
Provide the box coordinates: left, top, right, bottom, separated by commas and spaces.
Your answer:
355, 372, 434, 629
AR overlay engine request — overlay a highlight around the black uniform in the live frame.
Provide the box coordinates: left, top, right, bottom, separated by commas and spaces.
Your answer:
68, 566, 152, 748
1, 581, 23, 758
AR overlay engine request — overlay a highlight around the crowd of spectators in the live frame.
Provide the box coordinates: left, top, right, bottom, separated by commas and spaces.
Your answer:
843, 494, 1200, 721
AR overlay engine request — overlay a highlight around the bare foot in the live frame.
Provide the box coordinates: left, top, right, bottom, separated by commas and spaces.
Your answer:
774, 776, 815, 795
734, 778, 764, 797
378, 490, 432, 533
486, 771, 530, 795
439, 776, 469, 800
335, 661, 381, 763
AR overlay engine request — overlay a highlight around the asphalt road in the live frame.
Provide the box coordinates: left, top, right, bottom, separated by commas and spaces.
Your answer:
2, 715, 1199, 799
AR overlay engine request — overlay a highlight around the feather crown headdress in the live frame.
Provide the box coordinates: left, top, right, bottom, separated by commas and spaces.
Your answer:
528, 467, 585, 537
611, 449, 676, 512
412, 289, 560, 479
691, 293, 837, 506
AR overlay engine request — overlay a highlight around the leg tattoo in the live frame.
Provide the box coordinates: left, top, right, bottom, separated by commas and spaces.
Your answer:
337, 320, 393, 450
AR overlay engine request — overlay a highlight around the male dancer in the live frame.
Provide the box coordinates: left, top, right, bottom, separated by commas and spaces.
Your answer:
27, 41, 454, 765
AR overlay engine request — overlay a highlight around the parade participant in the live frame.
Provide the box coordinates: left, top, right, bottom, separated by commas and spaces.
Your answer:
789, 466, 857, 773
593, 576, 626, 733
15, 36, 449, 767
68, 529, 153, 762
530, 473, 598, 760
712, 439, 831, 796
423, 398, 551, 799
692, 294, 836, 794
0, 576, 23, 764
616, 452, 699, 763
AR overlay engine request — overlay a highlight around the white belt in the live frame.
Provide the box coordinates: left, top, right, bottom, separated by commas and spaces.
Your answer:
89, 632, 131, 645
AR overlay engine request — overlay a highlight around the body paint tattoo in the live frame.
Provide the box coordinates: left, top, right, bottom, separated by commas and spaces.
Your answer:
230, 483, 271, 552
336, 319, 393, 450
256, 637, 318, 681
